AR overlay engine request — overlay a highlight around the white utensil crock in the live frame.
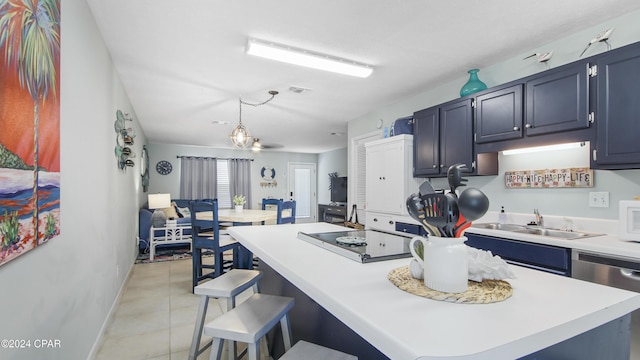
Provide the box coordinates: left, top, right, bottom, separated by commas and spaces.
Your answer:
410, 235, 468, 293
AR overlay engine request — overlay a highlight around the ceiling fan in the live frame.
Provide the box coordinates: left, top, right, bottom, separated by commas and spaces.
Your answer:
251, 138, 283, 151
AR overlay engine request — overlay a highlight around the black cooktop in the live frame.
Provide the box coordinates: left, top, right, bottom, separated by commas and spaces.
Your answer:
297, 229, 413, 263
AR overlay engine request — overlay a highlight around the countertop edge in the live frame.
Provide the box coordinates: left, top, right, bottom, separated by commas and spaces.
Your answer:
229, 223, 640, 359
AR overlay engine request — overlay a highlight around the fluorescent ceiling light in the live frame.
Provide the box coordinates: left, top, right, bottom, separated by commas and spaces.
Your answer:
502, 142, 585, 156
246, 39, 373, 78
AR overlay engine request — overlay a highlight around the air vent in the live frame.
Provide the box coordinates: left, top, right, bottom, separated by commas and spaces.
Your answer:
289, 86, 311, 94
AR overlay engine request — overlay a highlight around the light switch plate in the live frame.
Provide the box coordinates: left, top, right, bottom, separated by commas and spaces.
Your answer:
589, 191, 610, 208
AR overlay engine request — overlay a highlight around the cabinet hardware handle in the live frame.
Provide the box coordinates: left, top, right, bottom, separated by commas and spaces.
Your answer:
432, 165, 437, 168
440, 164, 445, 168
513, 126, 520, 131
388, 220, 394, 225
525, 123, 532, 128
373, 218, 378, 222
621, 269, 640, 280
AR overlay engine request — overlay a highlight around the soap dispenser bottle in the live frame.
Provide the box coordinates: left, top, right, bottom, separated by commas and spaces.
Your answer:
498, 206, 507, 224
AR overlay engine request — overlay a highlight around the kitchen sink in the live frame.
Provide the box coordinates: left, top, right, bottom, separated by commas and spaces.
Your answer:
472, 223, 605, 240
472, 223, 526, 231
512, 227, 605, 240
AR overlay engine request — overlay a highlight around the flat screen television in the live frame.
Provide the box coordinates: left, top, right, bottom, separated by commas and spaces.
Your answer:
330, 176, 348, 203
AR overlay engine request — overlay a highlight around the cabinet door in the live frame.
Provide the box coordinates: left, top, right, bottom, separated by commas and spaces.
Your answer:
366, 142, 404, 213
465, 233, 571, 276
475, 84, 524, 143
440, 99, 474, 172
595, 45, 640, 166
413, 107, 440, 176
525, 62, 590, 136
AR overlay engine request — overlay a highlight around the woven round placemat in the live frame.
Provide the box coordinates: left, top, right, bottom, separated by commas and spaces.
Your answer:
388, 266, 512, 304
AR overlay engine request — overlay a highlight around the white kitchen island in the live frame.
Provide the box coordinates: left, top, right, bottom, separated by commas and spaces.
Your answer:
228, 223, 640, 359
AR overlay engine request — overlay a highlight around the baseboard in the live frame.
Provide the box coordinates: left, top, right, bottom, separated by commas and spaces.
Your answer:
85, 260, 135, 360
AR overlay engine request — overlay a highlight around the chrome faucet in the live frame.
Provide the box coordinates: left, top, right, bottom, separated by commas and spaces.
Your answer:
534, 209, 544, 227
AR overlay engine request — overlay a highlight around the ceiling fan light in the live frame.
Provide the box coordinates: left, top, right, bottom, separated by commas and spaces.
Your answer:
230, 124, 251, 148
246, 38, 373, 78
251, 138, 262, 152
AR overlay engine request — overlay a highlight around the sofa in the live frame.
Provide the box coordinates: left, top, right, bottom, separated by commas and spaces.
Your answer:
138, 199, 193, 252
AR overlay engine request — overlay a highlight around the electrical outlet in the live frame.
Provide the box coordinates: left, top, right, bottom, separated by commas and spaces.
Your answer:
589, 191, 609, 208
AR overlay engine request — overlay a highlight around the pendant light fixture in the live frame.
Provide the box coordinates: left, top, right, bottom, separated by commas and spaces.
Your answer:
229, 90, 278, 148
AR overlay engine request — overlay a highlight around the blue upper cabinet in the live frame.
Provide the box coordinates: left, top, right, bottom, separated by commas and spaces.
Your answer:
593, 42, 640, 169
475, 61, 592, 152
525, 62, 591, 136
414, 98, 497, 177
413, 106, 440, 176
440, 99, 474, 173
416, 40, 640, 172
475, 84, 524, 143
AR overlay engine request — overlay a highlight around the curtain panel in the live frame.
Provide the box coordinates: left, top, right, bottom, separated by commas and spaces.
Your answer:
228, 158, 252, 208
179, 157, 217, 200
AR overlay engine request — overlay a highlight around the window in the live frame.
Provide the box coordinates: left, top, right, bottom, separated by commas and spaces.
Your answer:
179, 157, 252, 208
216, 159, 231, 208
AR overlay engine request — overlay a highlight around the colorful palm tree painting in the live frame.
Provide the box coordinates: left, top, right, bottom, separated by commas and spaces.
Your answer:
0, 0, 61, 267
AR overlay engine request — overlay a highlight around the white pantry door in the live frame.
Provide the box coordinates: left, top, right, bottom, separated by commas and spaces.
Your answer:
287, 162, 317, 223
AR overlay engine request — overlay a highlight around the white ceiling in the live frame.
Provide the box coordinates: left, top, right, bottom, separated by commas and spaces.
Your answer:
86, 0, 640, 153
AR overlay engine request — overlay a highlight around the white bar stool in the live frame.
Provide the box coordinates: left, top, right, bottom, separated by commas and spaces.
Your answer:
280, 340, 358, 360
204, 293, 295, 360
189, 269, 263, 360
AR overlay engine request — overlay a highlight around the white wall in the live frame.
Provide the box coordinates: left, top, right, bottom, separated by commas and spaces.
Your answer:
317, 148, 348, 204
0, 1, 146, 359
147, 143, 318, 209
348, 9, 640, 220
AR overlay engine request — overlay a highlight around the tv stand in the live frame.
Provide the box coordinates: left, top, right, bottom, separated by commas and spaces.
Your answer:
318, 204, 347, 224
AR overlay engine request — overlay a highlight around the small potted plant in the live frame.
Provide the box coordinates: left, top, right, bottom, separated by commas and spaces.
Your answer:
233, 195, 246, 212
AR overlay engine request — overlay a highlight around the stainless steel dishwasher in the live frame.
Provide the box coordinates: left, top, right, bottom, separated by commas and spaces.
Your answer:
572, 250, 640, 359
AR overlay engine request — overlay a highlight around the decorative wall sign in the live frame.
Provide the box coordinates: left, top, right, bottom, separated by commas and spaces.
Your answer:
260, 166, 277, 187
0, 0, 61, 267
505, 168, 593, 188
140, 145, 149, 192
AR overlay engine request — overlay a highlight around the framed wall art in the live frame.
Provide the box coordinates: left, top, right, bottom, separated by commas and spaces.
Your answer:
0, 0, 61, 267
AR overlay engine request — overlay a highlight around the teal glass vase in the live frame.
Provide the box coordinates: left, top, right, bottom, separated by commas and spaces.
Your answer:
459, 69, 487, 97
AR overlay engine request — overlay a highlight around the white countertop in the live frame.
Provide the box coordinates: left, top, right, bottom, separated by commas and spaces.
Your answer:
464, 212, 640, 261
228, 222, 640, 360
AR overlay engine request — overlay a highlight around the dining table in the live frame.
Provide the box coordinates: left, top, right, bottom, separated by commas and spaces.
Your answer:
195, 208, 278, 268
218, 208, 278, 224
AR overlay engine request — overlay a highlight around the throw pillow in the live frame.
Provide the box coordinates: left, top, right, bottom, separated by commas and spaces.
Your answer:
176, 206, 191, 218
161, 205, 179, 219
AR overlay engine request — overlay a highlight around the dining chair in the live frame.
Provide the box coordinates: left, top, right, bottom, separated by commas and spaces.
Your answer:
280, 200, 296, 224
262, 198, 296, 224
189, 199, 239, 291
261, 198, 283, 225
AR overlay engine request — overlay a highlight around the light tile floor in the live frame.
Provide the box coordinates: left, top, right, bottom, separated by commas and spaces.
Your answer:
95, 258, 260, 360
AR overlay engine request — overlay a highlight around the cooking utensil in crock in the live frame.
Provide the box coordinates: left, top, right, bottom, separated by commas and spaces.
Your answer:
447, 163, 469, 195
419, 180, 436, 197
455, 187, 490, 236
443, 192, 460, 237
406, 193, 438, 236
419, 193, 451, 236
453, 214, 472, 237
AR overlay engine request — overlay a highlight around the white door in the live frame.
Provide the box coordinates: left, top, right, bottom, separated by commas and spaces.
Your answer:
287, 163, 317, 223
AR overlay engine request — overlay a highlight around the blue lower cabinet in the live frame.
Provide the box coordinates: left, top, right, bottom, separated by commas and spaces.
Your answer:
395, 222, 429, 237
465, 233, 571, 276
